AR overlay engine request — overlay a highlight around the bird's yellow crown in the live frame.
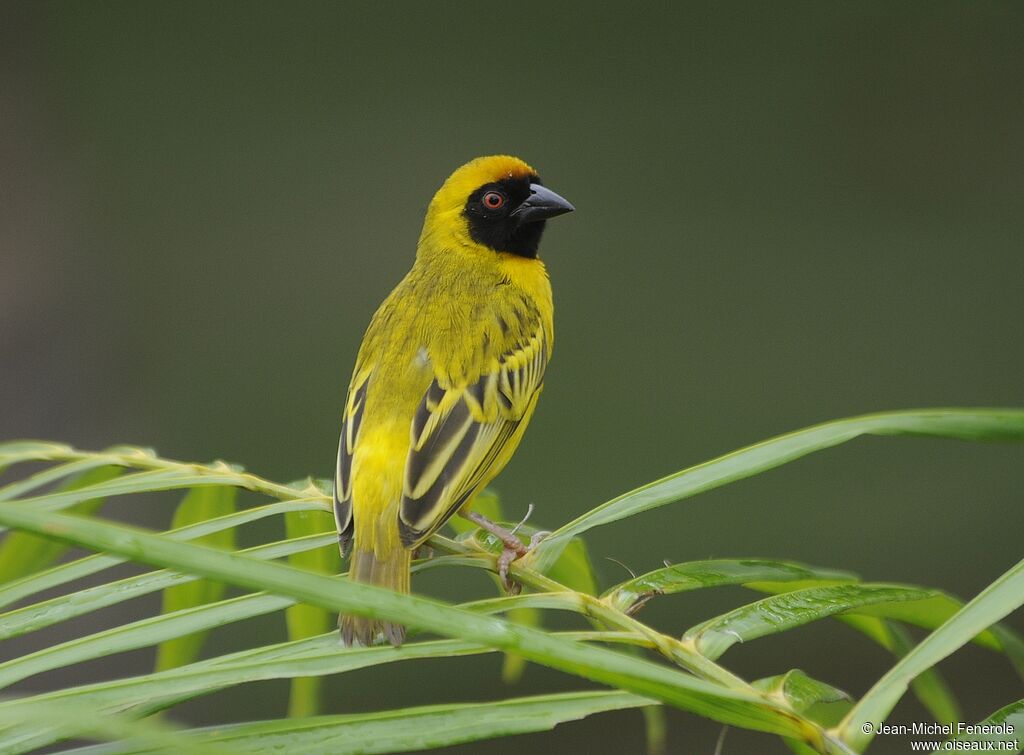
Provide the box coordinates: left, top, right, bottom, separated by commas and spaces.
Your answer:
431, 155, 538, 213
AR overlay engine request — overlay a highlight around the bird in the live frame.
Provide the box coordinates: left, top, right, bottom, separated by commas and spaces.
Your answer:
333, 155, 574, 647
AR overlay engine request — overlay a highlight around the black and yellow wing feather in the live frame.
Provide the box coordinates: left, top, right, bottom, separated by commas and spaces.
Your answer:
333, 374, 368, 557
397, 322, 549, 547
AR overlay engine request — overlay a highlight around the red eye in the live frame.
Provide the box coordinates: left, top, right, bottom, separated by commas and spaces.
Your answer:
482, 191, 505, 210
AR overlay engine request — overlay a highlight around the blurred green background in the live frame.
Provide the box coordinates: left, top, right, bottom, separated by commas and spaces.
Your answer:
2, 2, 1021, 752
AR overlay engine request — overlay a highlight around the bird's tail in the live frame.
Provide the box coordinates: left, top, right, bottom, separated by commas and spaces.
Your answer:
340, 544, 411, 647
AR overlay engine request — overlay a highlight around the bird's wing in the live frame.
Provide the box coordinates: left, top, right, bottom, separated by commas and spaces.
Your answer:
333, 369, 370, 556
398, 322, 549, 547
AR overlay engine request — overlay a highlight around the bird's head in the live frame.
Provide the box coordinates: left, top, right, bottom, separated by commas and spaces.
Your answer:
419, 155, 574, 260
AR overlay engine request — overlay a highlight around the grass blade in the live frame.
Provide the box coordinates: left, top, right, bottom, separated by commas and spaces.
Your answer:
750, 584, 1018, 659
185, 690, 652, 754
155, 486, 238, 671
531, 409, 1024, 568
603, 559, 857, 614
838, 556, 1024, 750
0, 633, 632, 752
0, 533, 334, 640
935, 698, 1024, 753
0, 553, 478, 692
0, 698, 226, 755
753, 670, 850, 714
0, 499, 325, 612
284, 506, 340, 717
684, 584, 936, 660
0, 458, 118, 502
881, 621, 961, 725
0, 466, 122, 582
0, 501, 845, 751
0, 592, 292, 691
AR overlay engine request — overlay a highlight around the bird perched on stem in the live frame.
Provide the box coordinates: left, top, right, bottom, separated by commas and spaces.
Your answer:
334, 155, 574, 646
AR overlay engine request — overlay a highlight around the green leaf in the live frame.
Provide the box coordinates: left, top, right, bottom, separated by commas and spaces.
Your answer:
0, 499, 326, 612
530, 408, 1024, 569
837, 616, 962, 726
642, 704, 667, 755
154, 487, 238, 671
0, 633, 635, 753
937, 698, 1024, 753
500, 606, 540, 683
753, 670, 850, 714
843, 593, 1007, 651
0, 466, 122, 582
603, 559, 857, 614
284, 506, 341, 717
0, 556, 487, 701
183, 690, 650, 754
0, 592, 292, 691
752, 582, 1021, 661
0, 501, 843, 752
0, 445, 310, 540
0, 532, 334, 641
457, 512, 600, 682
991, 623, 1024, 680
463, 520, 599, 597
840, 555, 1024, 750
441, 493, 549, 683
547, 536, 599, 596
500, 535, 597, 682
684, 584, 936, 660
0, 440, 76, 467
0, 698, 226, 755
0, 458, 119, 502
0, 555, 492, 695
879, 620, 961, 725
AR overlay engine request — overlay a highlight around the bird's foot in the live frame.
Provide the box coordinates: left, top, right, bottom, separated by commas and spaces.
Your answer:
412, 544, 434, 560
465, 505, 549, 595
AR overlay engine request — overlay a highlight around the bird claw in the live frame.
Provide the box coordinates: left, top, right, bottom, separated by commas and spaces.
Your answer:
412, 544, 434, 560
527, 530, 551, 550
497, 548, 522, 595
465, 510, 548, 595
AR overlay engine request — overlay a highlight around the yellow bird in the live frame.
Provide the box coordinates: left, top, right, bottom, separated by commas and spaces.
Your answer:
334, 155, 574, 646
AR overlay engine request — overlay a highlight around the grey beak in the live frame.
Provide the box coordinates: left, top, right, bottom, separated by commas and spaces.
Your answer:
512, 183, 575, 224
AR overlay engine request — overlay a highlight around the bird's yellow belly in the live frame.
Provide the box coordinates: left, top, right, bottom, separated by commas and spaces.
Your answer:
350, 422, 408, 559
349, 346, 433, 560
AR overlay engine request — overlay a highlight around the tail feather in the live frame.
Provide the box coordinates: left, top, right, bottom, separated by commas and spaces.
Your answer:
340, 545, 411, 647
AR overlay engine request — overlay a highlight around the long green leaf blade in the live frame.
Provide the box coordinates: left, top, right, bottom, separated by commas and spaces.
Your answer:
839, 556, 1024, 750
751, 584, 1017, 657
0, 442, 309, 502
188, 690, 651, 754
0, 533, 334, 640
0, 552, 477, 691
0, 593, 293, 691
0, 500, 844, 751
531, 409, 1024, 568
753, 670, 850, 714
838, 617, 962, 726
0, 633, 637, 752
0, 466, 122, 582
935, 698, 1024, 753
0, 458, 118, 502
284, 506, 340, 717
0, 698, 226, 755
603, 559, 857, 614
155, 486, 238, 671
684, 584, 935, 660
0, 499, 325, 612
